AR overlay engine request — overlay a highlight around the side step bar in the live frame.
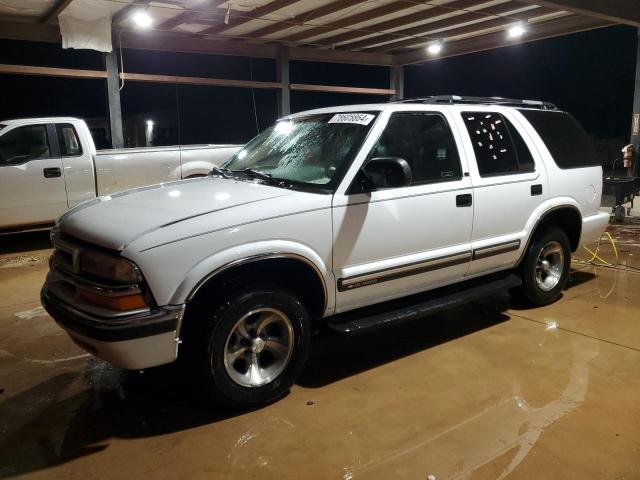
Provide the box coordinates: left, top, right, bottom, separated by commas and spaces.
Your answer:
327, 272, 521, 334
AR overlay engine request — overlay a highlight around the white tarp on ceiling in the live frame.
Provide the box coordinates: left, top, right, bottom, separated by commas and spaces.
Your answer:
0, 0, 115, 51
59, 14, 112, 52
58, 0, 121, 52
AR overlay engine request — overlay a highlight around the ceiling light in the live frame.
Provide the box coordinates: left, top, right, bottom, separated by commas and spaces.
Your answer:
427, 41, 442, 55
132, 9, 153, 28
508, 23, 526, 38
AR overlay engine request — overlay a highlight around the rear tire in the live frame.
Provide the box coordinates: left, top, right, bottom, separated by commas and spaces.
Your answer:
513, 226, 571, 306
197, 286, 311, 409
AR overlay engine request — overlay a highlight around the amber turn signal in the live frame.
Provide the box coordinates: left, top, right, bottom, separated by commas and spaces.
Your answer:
77, 289, 147, 311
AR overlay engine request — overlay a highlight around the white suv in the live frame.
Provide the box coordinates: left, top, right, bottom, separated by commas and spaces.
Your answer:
42, 96, 609, 408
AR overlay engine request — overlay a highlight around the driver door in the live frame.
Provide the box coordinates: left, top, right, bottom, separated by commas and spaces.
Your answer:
332, 109, 474, 313
0, 123, 68, 228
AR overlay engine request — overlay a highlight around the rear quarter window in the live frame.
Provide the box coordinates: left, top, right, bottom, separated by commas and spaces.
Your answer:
519, 110, 600, 168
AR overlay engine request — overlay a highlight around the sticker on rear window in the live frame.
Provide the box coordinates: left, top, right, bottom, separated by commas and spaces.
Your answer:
328, 113, 375, 125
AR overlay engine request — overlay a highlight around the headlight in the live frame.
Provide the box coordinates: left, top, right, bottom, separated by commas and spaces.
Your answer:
80, 250, 143, 284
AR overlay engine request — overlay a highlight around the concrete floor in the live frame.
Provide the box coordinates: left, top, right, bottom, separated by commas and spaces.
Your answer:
0, 223, 639, 479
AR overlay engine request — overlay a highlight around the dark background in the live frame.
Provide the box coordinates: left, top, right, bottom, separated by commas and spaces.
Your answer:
0, 24, 636, 160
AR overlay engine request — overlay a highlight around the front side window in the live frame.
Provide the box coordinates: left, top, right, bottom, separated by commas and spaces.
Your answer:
222, 112, 378, 189
462, 112, 535, 177
368, 112, 462, 186
56, 124, 82, 156
0, 125, 51, 166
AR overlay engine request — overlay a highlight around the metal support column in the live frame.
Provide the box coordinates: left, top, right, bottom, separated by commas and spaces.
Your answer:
105, 46, 124, 149
390, 65, 404, 101
631, 27, 640, 177
277, 48, 290, 117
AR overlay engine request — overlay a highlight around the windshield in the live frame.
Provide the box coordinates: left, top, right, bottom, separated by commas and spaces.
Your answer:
221, 112, 378, 189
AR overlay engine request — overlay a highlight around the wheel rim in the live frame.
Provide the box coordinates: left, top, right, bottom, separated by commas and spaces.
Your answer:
535, 240, 564, 292
223, 308, 294, 388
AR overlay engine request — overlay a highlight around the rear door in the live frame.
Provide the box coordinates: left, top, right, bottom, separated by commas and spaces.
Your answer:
0, 123, 68, 228
453, 108, 549, 276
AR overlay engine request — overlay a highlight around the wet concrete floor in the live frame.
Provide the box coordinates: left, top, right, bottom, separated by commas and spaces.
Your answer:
0, 225, 639, 479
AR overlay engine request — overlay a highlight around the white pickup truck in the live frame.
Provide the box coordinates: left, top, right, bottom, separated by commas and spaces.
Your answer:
42, 97, 610, 408
0, 117, 240, 231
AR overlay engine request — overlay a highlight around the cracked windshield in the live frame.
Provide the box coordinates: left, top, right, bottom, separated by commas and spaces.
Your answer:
222, 112, 378, 186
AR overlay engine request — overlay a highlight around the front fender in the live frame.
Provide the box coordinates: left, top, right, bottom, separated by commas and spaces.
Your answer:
168, 240, 335, 314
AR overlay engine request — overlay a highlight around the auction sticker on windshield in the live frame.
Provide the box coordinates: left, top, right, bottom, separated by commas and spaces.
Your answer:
328, 113, 375, 125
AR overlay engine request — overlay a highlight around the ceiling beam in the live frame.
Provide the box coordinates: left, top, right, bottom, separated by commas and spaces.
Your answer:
0, 63, 396, 95
0, 63, 107, 79
517, 0, 640, 27
200, 0, 303, 36
277, 1, 413, 44
154, 1, 230, 31
367, 8, 557, 53
312, 0, 482, 47
121, 71, 281, 89
156, 11, 200, 31
396, 15, 612, 65
0, 18, 61, 42
291, 83, 394, 95
337, 2, 546, 51
245, 0, 367, 39
41, 0, 74, 24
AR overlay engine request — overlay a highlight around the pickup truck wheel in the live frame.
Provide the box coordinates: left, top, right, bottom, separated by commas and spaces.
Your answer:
514, 227, 571, 306
199, 287, 310, 408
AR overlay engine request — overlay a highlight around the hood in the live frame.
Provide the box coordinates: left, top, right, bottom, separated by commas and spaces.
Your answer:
59, 177, 292, 250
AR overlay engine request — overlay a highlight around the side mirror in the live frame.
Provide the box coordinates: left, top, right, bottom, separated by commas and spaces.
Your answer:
362, 157, 412, 190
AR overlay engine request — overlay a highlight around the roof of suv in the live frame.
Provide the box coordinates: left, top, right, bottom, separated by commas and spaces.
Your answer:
288, 95, 559, 119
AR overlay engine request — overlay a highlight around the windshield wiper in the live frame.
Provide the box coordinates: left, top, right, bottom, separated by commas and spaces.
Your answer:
232, 168, 273, 182
230, 168, 296, 190
209, 166, 231, 178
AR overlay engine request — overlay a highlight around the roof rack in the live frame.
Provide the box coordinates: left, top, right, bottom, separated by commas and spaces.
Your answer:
394, 95, 558, 110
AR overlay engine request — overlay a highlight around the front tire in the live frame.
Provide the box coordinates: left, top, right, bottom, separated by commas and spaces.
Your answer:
514, 226, 571, 306
198, 286, 311, 408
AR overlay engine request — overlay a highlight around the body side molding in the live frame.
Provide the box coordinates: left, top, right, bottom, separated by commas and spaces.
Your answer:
338, 251, 471, 292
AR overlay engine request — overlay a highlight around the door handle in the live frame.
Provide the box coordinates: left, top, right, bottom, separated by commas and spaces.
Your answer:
456, 193, 472, 207
531, 184, 543, 196
43, 167, 61, 178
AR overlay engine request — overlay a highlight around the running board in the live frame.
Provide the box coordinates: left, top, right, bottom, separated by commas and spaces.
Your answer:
327, 272, 522, 334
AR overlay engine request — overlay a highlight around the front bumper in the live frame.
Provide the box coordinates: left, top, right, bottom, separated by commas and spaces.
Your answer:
41, 280, 185, 370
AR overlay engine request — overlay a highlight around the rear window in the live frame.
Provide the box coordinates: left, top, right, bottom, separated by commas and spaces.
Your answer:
56, 123, 82, 157
461, 112, 535, 177
519, 110, 600, 168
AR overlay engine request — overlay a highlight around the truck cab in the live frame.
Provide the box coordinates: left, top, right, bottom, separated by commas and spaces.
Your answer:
0, 117, 94, 230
